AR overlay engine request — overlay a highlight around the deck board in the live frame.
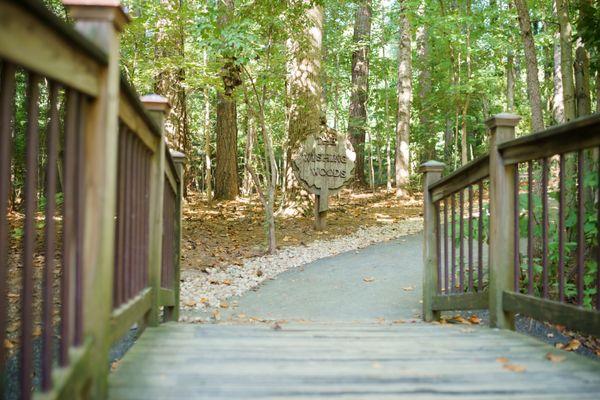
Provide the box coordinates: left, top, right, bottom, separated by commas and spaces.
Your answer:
108, 322, 600, 400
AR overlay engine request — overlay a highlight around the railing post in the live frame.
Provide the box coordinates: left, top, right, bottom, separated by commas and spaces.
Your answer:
420, 160, 445, 322
169, 150, 186, 321
63, 0, 129, 397
487, 113, 521, 329
141, 94, 169, 327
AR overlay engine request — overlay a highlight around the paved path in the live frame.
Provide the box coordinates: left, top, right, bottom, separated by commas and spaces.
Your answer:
201, 234, 423, 322
109, 236, 600, 399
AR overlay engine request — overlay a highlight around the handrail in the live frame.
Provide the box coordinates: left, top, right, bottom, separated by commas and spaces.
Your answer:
0, 1, 186, 398
0, 0, 106, 96
428, 154, 489, 203
120, 74, 162, 139
12, 0, 108, 65
499, 113, 600, 165
421, 112, 600, 337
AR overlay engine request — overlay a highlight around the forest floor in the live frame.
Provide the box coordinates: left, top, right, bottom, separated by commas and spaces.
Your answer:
180, 187, 422, 273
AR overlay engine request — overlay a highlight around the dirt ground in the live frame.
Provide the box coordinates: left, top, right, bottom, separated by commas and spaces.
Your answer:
181, 188, 422, 272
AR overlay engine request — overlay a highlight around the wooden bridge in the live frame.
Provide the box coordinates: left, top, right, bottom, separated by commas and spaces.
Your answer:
0, 1, 599, 399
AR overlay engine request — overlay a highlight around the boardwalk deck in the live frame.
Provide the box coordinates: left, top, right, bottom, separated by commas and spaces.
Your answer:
109, 322, 600, 399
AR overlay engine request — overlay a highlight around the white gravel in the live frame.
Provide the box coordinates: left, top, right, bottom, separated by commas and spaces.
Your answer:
180, 217, 423, 312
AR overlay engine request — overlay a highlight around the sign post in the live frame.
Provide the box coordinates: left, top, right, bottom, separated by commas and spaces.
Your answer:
292, 130, 355, 230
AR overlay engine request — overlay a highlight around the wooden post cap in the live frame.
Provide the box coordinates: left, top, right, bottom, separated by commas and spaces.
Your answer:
63, 0, 130, 31
140, 94, 170, 114
485, 113, 521, 130
419, 160, 445, 173
170, 149, 186, 165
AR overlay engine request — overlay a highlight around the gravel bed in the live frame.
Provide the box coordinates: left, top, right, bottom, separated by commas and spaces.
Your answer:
179, 218, 423, 315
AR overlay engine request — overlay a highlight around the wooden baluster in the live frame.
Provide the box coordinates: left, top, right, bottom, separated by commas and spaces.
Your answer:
487, 113, 520, 330
420, 160, 445, 322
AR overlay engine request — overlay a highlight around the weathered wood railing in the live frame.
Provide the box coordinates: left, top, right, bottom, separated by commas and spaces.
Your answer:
422, 113, 600, 336
0, 1, 184, 399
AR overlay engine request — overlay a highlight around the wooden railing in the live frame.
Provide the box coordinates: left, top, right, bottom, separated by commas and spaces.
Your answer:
0, 1, 184, 399
422, 113, 600, 336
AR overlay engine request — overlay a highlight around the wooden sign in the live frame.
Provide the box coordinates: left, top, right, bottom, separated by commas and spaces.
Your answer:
292, 129, 355, 227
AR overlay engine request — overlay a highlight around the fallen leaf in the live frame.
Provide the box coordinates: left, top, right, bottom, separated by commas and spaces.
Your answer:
222, 279, 232, 286
363, 277, 375, 283
393, 319, 405, 324
503, 364, 526, 373
547, 333, 554, 338
402, 286, 414, 291
564, 339, 581, 351
184, 299, 196, 307
200, 297, 209, 305
468, 315, 481, 324
545, 352, 566, 363
220, 302, 229, 309
33, 326, 42, 337
496, 357, 509, 364
211, 310, 221, 321
4, 339, 14, 350
555, 343, 565, 349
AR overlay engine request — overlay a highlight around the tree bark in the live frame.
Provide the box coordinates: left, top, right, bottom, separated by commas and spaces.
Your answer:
395, 1, 412, 197
574, 0, 592, 117
285, 2, 323, 192
553, 34, 565, 123
348, 0, 372, 185
513, 0, 545, 131
416, 0, 433, 160
461, 0, 472, 166
203, 85, 212, 205
555, 0, 576, 122
215, 0, 241, 200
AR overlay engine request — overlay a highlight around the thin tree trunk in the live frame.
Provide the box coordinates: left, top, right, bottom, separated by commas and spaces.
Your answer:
395, 1, 412, 197
556, 0, 576, 122
203, 86, 212, 205
348, 0, 372, 185
416, 0, 433, 160
574, 0, 592, 117
461, 0, 472, 166
553, 34, 565, 123
514, 0, 545, 131
506, 50, 516, 111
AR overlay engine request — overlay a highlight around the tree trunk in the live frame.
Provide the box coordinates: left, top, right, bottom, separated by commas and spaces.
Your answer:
574, 0, 592, 118
553, 34, 565, 123
215, 0, 241, 200
416, 0, 433, 160
556, 0, 576, 122
513, 0, 545, 131
506, 50, 516, 111
203, 85, 212, 205
286, 3, 323, 186
348, 0, 372, 185
461, 0, 472, 166
395, 1, 412, 197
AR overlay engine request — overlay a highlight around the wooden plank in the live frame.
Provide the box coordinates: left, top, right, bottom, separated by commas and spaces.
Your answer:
158, 288, 175, 307
503, 291, 600, 336
109, 288, 152, 344
164, 161, 178, 196
429, 155, 489, 203
499, 113, 600, 165
431, 292, 488, 311
0, 1, 103, 96
118, 90, 160, 153
108, 323, 600, 400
